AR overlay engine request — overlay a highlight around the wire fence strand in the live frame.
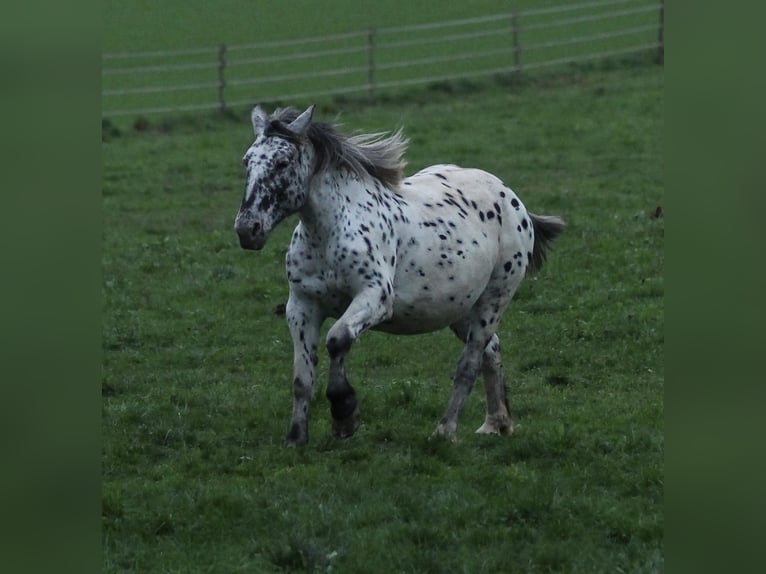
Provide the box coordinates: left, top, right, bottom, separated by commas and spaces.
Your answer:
102, 0, 663, 118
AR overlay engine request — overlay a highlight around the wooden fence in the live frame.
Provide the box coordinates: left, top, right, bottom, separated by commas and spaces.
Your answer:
102, 0, 664, 118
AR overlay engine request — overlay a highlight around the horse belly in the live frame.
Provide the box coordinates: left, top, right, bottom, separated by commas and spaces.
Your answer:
376, 253, 494, 335
376, 296, 477, 334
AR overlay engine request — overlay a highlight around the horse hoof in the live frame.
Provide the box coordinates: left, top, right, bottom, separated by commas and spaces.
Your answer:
431, 423, 458, 443
285, 422, 309, 446
331, 406, 361, 439
475, 417, 514, 436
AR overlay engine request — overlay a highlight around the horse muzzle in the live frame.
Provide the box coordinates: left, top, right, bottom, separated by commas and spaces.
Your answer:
234, 218, 267, 251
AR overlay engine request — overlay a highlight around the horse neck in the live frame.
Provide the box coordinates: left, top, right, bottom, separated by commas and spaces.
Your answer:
300, 168, 369, 240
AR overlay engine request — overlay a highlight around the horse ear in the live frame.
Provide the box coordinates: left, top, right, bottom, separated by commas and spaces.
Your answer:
251, 105, 269, 136
286, 105, 315, 137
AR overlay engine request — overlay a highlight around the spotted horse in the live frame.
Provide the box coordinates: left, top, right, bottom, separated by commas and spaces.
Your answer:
234, 105, 565, 446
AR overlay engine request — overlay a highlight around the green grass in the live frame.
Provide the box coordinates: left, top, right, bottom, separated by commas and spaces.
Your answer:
103, 63, 663, 572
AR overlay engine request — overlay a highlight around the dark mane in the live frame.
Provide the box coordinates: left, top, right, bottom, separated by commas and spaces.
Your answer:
266, 107, 408, 188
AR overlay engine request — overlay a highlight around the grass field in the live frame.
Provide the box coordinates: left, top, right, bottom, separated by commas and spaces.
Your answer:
102, 59, 663, 572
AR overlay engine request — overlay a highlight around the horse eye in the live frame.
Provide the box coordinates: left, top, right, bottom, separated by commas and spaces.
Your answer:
274, 159, 290, 171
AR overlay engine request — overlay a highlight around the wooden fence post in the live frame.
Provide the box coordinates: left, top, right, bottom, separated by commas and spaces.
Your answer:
367, 27, 376, 100
656, 1, 664, 65
217, 44, 227, 112
511, 12, 522, 77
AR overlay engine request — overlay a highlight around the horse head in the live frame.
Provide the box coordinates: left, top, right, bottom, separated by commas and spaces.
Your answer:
234, 105, 315, 250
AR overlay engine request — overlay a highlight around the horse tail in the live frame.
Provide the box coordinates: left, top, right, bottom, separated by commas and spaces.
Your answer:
529, 213, 566, 272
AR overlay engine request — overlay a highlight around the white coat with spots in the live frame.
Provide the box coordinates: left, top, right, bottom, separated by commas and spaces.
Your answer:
234, 105, 565, 446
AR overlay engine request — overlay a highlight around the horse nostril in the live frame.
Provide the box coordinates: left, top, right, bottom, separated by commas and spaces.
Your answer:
252, 222, 261, 235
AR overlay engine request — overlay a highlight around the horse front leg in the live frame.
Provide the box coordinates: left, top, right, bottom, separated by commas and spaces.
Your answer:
326, 345, 360, 439
325, 284, 394, 439
285, 294, 323, 446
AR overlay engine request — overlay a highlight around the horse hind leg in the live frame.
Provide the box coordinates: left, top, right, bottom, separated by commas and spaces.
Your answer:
434, 319, 488, 441
441, 331, 514, 438
433, 339, 483, 441
475, 334, 513, 435
442, 289, 515, 440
